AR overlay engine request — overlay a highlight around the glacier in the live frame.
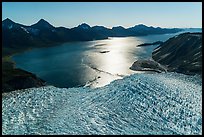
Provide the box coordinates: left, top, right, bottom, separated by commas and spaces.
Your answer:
2, 72, 202, 135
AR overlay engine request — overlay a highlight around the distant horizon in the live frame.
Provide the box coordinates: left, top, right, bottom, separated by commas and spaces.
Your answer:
2, 18, 202, 29
2, 2, 202, 28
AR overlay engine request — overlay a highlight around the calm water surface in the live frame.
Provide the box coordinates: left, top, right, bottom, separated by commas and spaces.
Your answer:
12, 30, 200, 88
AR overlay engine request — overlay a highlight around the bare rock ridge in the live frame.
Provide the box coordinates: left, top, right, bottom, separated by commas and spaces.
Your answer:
130, 32, 202, 75
152, 32, 202, 75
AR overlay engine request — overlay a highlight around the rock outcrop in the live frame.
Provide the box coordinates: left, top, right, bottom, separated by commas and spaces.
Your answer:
2, 58, 46, 93
130, 59, 167, 73
130, 32, 202, 75
152, 32, 202, 75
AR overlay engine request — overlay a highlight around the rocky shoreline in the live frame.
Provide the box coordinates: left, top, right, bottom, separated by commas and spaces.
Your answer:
2, 32, 202, 93
2, 56, 46, 93
130, 32, 202, 75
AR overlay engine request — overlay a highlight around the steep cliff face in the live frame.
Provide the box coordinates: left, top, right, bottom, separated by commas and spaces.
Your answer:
152, 33, 202, 75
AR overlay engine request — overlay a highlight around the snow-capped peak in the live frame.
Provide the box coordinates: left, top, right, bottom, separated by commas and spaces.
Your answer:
78, 23, 91, 29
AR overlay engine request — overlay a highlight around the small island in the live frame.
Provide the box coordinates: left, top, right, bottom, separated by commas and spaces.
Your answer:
99, 50, 110, 53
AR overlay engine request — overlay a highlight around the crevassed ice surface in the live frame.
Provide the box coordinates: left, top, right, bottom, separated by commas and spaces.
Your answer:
2, 73, 202, 135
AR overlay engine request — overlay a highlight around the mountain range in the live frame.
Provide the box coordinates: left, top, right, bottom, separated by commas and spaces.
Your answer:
2, 18, 184, 56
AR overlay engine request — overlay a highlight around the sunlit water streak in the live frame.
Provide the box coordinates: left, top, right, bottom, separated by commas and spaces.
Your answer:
12, 31, 191, 88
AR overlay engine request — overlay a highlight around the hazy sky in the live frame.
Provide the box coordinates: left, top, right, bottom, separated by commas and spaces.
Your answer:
2, 2, 202, 28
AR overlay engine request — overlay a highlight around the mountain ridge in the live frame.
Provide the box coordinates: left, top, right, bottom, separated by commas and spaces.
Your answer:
2, 18, 183, 56
130, 32, 202, 75
2, 18, 184, 31
30, 18, 55, 29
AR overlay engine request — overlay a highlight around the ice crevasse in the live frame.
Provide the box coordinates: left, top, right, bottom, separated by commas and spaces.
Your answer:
2, 72, 202, 135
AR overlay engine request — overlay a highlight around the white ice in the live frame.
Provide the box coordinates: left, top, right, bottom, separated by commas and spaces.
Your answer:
2, 72, 202, 135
